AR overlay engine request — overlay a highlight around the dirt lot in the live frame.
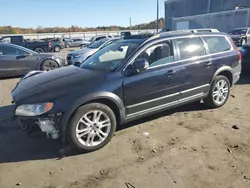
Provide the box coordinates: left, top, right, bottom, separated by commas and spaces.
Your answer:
1, 48, 250, 188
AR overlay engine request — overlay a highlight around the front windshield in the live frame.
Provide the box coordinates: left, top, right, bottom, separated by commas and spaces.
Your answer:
229, 29, 247, 35
80, 40, 142, 71
88, 39, 108, 49
89, 37, 94, 42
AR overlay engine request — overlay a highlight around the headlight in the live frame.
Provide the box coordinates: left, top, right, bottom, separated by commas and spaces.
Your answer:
15, 102, 54, 116
73, 54, 81, 58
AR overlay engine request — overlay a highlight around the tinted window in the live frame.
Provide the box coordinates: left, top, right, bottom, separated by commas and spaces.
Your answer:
0, 46, 27, 55
203, 36, 231, 54
175, 37, 206, 60
229, 29, 247, 35
88, 39, 108, 49
196, 30, 212, 33
1, 37, 11, 43
135, 40, 174, 67
96, 36, 107, 41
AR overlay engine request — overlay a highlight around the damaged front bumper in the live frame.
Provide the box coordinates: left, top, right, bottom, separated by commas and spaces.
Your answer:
16, 113, 62, 140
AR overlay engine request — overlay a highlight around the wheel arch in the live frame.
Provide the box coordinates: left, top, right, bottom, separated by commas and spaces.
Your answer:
212, 66, 233, 86
60, 92, 125, 143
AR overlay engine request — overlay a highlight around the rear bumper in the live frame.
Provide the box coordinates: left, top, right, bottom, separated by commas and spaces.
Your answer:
232, 63, 242, 85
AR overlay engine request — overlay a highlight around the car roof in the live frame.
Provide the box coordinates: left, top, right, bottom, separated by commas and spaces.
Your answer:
232, 27, 249, 30
159, 31, 227, 38
141, 31, 228, 45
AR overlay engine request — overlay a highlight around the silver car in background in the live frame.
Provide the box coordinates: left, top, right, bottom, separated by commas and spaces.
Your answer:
80, 34, 115, 48
67, 38, 120, 65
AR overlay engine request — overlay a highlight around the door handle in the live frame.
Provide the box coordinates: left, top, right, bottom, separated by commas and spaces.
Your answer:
205, 61, 212, 66
165, 70, 176, 77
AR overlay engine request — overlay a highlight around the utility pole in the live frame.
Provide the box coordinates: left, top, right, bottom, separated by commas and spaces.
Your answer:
156, 0, 159, 33
129, 18, 132, 30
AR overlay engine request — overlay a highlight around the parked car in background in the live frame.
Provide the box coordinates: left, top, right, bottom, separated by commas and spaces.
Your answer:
68, 38, 88, 48
0, 35, 52, 53
63, 38, 72, 48
240, 44, 250, 72
160, 28, 219, 33
42, 38, 65, 52
229, 28, 250, 46
12, 31, 241, 153
80, 35, 114, 48
0, 43, 66, 77
67, 38, 120, 66
121, 31, 132, 37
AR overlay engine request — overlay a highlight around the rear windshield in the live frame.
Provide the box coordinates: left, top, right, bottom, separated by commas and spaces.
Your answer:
202, 36, 232, 54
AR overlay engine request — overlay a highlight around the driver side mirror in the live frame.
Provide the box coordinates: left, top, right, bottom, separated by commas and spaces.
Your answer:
124, 59, 149, 76
133, 59, 149, 72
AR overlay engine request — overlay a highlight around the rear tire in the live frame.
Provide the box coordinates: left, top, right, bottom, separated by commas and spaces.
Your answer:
203, 75, 230, 108
34, 48, 45, 53
67, 103, 116, 153
54, 46, 61, 52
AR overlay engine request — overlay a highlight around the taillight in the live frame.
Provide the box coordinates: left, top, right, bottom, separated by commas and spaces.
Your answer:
228, 36, 241, 63
49, 42, 52, 47
238, 51, 242, 63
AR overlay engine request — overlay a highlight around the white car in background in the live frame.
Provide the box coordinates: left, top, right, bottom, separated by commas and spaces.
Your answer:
67, 38, 120, 66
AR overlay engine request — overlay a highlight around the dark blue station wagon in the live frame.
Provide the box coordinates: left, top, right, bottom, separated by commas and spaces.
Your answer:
12, 31, 242, 153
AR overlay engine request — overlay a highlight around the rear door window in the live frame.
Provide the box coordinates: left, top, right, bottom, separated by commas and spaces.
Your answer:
174, 37, 206, 60
202, 36, 231, 54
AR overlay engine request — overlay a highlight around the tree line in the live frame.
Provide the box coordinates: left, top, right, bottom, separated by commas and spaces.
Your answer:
0, 18, 164, 34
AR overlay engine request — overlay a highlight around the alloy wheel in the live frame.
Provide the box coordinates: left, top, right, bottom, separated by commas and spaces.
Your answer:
42, 60, 58, 71
213, 79, 229, 105
75, 110, 111, 147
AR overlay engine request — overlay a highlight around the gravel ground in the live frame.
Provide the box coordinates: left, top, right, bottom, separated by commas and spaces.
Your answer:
0, 48, 250, 188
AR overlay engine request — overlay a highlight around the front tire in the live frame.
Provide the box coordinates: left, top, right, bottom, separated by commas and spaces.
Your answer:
204, 75, 230, 108
67, 103, 117, 153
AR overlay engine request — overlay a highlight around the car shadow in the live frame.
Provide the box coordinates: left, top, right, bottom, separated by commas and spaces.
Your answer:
117, 101, 208, 131
0, 101, 208, 164
237, 73, 250, 85
0, 105, 62, 163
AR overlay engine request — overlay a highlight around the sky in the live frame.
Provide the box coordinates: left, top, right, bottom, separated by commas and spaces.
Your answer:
0, 0, 165, 28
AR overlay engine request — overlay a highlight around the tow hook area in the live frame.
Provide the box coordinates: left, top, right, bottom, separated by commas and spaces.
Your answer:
18, 113, 62, 139
38, 118, 60, 139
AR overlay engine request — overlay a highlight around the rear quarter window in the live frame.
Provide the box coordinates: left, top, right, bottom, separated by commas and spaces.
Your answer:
202, 36, 231, 54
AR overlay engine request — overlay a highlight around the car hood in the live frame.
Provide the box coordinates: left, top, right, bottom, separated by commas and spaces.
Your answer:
68, 48, 98, 55
12, 65, 107, 103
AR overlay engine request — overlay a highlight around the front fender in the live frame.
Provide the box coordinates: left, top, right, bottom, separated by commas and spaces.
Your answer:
59, 92, 125, 143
